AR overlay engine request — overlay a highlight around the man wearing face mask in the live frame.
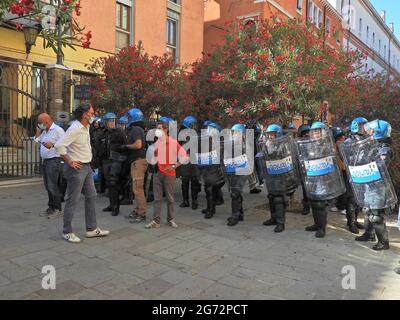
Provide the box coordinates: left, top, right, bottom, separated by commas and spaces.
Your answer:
95, 112, 129, 216
34, 113, 65, 219
55, 104, 110, 243
145, 118, 188, 229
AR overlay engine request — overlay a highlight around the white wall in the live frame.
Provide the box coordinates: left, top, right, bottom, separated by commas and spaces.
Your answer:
333, 0, 400, 74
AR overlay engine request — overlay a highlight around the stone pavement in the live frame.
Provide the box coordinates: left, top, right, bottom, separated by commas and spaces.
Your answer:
1, 181, 400, 300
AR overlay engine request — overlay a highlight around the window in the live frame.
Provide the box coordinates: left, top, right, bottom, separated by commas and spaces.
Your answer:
166, 10, 180, 63
325, 16, 331, 37
297, 0, 302, 12
379, 40, 381, 54
366, 26, 369, 43
116, 2, 132, 51
384, 45, 386, 60
372, 32, 375, 46
308, 1, 322, 28
358, 18, 362, 37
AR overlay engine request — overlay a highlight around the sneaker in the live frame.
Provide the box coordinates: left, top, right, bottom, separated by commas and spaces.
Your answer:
168, 220, 178, 228
125, 211, 138, 220
39, 207, 53, 217
329, 207, 340, 212
62, 233, 81, 243
130, 215, 146, 224
86, 228, 110, 238
145, 220, 161, 229
47, 209, 63, 219
340, 210, 347, 215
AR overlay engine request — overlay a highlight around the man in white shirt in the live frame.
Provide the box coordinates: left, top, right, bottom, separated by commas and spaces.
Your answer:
55, 104, 110, 243
35, 113, 65, 219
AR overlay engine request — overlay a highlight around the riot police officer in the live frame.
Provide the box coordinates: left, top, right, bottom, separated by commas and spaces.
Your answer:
343, 120, 397, 250
341, 118, 370, 234
118, 116, 128, 130
262, 124, 299, 233
297, 124, 311, 215
223, 124, 253, 227
197, 122, 225, 219
177, 116, 201, 210
96, 112, 129, 216
297, 122, 346, 238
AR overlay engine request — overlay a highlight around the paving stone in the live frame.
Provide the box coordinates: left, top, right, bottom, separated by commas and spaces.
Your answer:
129, 277, 174, 298
1, 265, 40, 282
2, 183, 400, 300
160, 275, 214, 299
35, 280, 85, 299
194, 282, 249, 300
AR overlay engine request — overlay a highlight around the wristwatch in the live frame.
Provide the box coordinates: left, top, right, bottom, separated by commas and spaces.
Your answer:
172, 164, 176, 169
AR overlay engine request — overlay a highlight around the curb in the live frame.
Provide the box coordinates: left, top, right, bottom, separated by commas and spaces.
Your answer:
0, 177, 43, 188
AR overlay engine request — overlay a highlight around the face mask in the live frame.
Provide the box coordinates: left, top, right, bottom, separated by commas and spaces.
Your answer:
155, 129, 164, 138
88, 117, 96, 125
37, 123, 46, 130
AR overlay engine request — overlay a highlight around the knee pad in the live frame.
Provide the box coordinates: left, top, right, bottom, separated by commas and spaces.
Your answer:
369, 214, 383, 224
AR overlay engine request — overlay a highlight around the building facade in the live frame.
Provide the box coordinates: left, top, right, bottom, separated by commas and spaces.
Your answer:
204, 0, 344, 53
327, 0, 400, 76
0, 0, 204, 178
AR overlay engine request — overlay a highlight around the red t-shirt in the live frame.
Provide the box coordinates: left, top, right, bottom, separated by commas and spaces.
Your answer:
154, 136, 188, 177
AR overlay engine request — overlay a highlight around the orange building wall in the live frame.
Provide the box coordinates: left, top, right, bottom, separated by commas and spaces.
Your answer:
77, 0, 117, 53
76, 0, 204, 64
180, 0, 205, 65
134, 0, 167, 57
204, 0, 344, 54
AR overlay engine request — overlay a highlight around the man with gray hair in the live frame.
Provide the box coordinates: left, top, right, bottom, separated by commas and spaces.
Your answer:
35, 113, 65, 219
55, 104, 110, 243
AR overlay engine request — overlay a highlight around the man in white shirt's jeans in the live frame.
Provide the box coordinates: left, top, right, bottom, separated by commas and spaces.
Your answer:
55, 104, 110, 243
35, 113, 65, 219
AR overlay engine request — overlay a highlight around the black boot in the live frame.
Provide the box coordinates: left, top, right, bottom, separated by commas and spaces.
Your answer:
215, 186, 224, 206
180, 179, 190, 207
354, 209, 365, 230
228, 192, 242, 226
239, 196, 244, 221
355, 232, 376, 242
250, 187, 262, 194
311, 201, 327, 238
306, 209, 318, 231
264, 195, 277, 226
372, 213, 390, 251
180, 200, 190, 208
204, 185, 215, 218
356, 211, 375, 241
346, 203, 359, 234
102, 205, 113, 212
274, 224, 285, 233
191, 179, 201, 210
111, 207, 119, 216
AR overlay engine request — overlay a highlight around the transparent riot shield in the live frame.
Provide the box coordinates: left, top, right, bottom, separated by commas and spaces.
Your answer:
260, 134, 299, 195
196, 134, 224, 186
296, 133, 345, 201
339, 136, 397, 209
222, 137, 253, 177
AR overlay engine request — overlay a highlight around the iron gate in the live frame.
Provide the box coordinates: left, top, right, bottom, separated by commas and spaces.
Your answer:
0, 60, 49, 178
